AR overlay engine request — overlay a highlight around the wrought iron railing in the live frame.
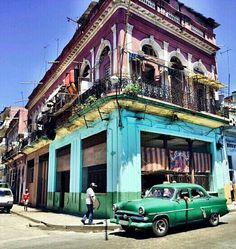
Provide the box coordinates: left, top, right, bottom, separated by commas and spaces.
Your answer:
23, 77, 219, 145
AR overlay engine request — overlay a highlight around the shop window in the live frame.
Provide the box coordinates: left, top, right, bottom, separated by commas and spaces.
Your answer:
82, 131, 107, 193
87, 164, 107, 193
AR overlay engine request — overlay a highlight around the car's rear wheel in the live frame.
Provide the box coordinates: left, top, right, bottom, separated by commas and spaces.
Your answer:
209, 213, 219, 226
121, 225, 135, 233
152, 217, 169, 237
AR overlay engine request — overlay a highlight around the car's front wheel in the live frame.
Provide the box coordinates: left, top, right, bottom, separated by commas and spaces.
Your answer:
209, 213, 219, 226
152, 217, 169, 237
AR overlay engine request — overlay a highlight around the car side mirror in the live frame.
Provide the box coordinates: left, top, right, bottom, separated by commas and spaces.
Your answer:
176, 197, 180, 203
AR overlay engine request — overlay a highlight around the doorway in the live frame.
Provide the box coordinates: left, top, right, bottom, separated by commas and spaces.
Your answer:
37, 154, 49, 207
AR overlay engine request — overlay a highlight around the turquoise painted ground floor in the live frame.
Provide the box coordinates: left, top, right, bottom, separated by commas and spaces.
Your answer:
45, 106, 228, 218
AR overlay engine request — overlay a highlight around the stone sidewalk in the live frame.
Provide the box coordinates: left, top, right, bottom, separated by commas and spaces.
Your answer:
11, 202, 236, 232
11, 204, 120, 232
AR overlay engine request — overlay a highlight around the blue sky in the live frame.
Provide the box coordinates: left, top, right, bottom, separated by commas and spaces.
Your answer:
0, 0, 235, 110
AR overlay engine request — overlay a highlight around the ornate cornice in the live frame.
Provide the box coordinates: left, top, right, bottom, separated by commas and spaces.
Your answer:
28, 0, 218, 110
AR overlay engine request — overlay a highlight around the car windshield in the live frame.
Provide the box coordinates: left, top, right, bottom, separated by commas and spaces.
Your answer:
145, 187, 174, 199
0, 190, 12, 196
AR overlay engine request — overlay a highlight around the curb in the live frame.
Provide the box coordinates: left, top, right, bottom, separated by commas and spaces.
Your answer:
11, 210, 120, 232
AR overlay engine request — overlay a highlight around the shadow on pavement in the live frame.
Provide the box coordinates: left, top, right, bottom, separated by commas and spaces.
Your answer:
110, 221, 229, 240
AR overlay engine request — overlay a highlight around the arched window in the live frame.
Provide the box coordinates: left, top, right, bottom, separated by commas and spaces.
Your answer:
82, 65, 91, 79
171, 56, 185, 70
142, 44, 157, 57
80, 64, 93, 94
170, 56, 186, 107
131, 44, 161, 86
99, 46, 111, 80
193, 67, 207, 112
194, 67, 204, 75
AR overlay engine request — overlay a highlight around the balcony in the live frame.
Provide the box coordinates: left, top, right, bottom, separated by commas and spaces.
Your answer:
52, 75, 220, 126
22, 71, 222, 148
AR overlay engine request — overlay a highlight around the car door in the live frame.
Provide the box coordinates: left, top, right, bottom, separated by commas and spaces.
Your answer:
174, 188, 193, 225
188, 187, 209, 221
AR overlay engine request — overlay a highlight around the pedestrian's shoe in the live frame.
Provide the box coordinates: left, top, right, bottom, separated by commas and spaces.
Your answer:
81, 219, 85, 225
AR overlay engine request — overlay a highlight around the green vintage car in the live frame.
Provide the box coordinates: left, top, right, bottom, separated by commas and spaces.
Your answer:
111, 183, 229, 237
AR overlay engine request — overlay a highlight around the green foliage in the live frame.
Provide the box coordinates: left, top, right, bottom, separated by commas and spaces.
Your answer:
123, 83, 141, 96
75, 94, 97, 113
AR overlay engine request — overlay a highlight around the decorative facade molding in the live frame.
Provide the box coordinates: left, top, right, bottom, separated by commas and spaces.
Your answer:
95, 39, 112, 80
111, 24, 117, 75
28, 1, 217, 110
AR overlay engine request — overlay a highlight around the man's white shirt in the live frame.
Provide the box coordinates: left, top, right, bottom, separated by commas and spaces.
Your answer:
86, 187, 95, 204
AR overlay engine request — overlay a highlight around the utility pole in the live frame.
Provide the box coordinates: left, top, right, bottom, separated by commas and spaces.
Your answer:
220, 48, 232, 96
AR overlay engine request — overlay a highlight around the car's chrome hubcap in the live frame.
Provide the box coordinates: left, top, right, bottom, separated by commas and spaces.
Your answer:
212, 214, 218, 223
156, 220, 166, 232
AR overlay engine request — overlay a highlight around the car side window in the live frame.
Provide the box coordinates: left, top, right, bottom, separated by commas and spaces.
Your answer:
191, 188, 205, 199
177, 189, 190, 200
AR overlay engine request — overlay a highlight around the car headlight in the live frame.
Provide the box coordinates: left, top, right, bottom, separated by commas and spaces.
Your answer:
139, 206, 145, 215
113, 204, 118, 212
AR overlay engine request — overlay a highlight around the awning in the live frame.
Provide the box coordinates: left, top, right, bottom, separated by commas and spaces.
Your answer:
189, 73, 224, 88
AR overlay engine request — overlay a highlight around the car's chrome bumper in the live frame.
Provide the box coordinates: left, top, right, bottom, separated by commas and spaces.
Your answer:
110, 216, 152, 229
0, 203, 13, 209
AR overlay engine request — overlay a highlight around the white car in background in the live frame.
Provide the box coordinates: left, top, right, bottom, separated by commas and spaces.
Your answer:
0, 187, 13, 213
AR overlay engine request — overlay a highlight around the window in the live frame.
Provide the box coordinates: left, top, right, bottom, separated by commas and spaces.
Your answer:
87, 164, 106, 193
100, 46, 110, 63
104, 65, 110, 80
82, 131, 107, 193
177, 189, 190, 199
142, 45, 157, 57
0, 190, 12, 196
191, 188, 205, 199
228, 156, 233, 170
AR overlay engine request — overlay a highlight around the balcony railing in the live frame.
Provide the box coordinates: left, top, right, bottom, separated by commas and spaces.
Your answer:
23, 76, 219, 145
54, 77, 218, 119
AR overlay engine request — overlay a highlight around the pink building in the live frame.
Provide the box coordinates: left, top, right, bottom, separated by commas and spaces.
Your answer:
12, 0, 229, 214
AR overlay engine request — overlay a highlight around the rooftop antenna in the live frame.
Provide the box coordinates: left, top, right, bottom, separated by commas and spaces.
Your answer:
20, 81, 43, 87
220, 48, 232, 96
66, 17, 77, 23
15, 92, 27, 106
56, 38, 60, 57
66, 16, 78, 29
43, 45, 50, 72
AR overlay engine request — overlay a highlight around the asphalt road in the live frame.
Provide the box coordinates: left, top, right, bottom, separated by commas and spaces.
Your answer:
1, 211, 236, 249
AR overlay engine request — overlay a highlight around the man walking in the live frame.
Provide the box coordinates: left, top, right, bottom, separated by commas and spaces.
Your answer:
81, 182, 97, 225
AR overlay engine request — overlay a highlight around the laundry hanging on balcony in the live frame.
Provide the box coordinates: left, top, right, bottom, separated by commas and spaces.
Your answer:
65, 69, 78, 95
189, 73, 224, 88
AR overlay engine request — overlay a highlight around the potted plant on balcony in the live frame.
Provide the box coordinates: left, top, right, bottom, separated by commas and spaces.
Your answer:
75, 94, 97, 113
123, 83, 141, 96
